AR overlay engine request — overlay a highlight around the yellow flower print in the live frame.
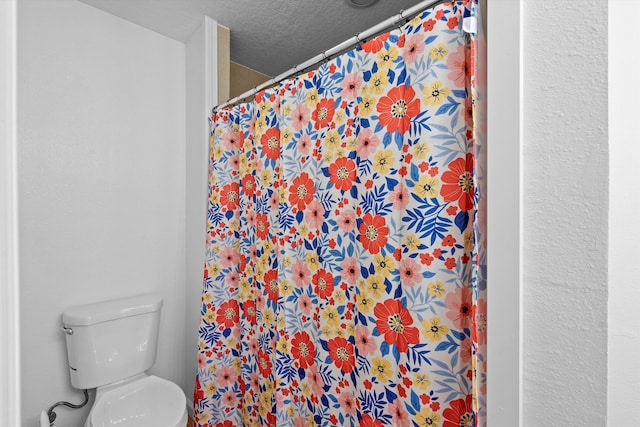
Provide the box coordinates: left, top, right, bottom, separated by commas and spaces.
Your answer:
198, 338, 207, 351
368, 70, 390, 95
422, 317, 449, 341
415, 175, 440, 199
334, 109, 347, 124
203, 309, 216, 324
263, 240, 273, 253
214, 145, 224, 158
203, 292, 213, 303
209, 192, 220, 205
414, 373, 431, 390
334, 327, 346, 338
286, 406, 295, 418
428, 281, 446, 297
243, 139, 253, 152
229, 219, 239, 230
277, 337, 290, 354
282, 256, 292, 268
208, 263, 221, 277
205, 381, 218, 396
464, 231, 475, 251
299, 223, 309, 237
334, 289, 346, 303
377, 46, 399, 69
346, 137, 357, 151
255, 116, 267, 133
258, 100, 271, 116
423, 80, 451, 106
356, 291, 374, 314
226, 336, 237, 348
373, 149, 395, 174
413, 141, 431, 159
283, 104, 292, 116
358, 94, 376, 116
322, 306, 340, 327
281, 127, 293, 145
371, 356, 393, 382
306, 89, 319, 107
280, 279, 293, 296
262, 308, 275, 326
429, 43, 448, 61
373, 253, 396, 277
416, 407, 441, 427
324, 130, 341, 150
404, 234, 420, 251
279, 188, 289, 204
366, 275, 385, 299
321, 325, 332, 337
300, 382, 311, 396
260, 169, 272, 186
306, 251, 320, 271
276, 314, 285, 329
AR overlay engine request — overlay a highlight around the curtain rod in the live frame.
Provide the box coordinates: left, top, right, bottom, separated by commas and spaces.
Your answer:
212, 0, 453, 113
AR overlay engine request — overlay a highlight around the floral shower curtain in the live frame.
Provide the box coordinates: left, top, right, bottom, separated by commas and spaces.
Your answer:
194, 1, 486, 426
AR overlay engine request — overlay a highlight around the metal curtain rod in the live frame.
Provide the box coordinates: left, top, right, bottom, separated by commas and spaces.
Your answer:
212, 0, 453, 113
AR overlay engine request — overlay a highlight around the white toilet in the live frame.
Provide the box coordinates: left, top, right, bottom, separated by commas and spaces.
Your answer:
62, 293, 188, 427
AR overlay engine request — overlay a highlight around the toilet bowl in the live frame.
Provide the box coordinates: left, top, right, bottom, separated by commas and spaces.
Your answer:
62, 294, 187, 427
87, 374, 187, 427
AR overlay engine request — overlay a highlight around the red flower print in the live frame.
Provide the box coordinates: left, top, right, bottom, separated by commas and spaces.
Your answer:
442, 395, 475, 427
360, 414, 384, 427
220, 182, 240, 210
312, 98, 336, 130
358, 213, 389, 254
241, 173, 256, 198
440, 153, 475, 211
313, 269, 335, 299
263, 269, 279, 302
215, 421, 236, 427
361, 33, 389, 53
260, 127, 280, 160
216, 300, 239, 328
435, 9, 445, 20
399, 258, 422, 287
291, 331, 316, 369
257, 349, 272, 378
288, 172, 316, 210
376, 85, 421, 134
442, 234, 457, 247
447, 16, 459, 30
329, 157, 356, 192
445, 257, 457, 270
445, 287, 473, 329
423, 18, 436, 32
243, 300, 257, 325
255, 213, 270, 240
373, 298, 420, 353
327, 337, 356, 373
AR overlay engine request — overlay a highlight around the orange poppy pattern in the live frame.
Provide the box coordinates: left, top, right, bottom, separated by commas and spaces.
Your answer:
194, 1, 486, 426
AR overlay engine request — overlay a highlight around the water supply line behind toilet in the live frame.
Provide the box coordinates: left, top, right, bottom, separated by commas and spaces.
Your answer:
40, 388, 89, 427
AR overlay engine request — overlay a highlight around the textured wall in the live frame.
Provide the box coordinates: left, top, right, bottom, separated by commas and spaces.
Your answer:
608, 0, 640, 423
522, 0, 608, 424
17, 1, 186, 425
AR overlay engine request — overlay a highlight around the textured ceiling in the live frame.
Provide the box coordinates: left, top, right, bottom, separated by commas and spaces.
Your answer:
79, 0, 425, 76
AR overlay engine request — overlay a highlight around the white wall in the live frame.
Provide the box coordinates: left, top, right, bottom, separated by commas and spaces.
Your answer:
522, 0, 608, 425
184, 17, 218, 402
17, 1, 186, 425
608, 1, 640, 424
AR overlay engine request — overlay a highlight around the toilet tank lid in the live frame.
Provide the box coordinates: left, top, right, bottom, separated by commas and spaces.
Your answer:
62, 293, 163, 326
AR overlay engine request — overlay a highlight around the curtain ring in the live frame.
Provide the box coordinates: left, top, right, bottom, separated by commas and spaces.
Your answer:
321, 51, 328, 62
355, 32, 361, 43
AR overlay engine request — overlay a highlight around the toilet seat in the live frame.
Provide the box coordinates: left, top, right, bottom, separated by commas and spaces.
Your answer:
87, 375, 187, 427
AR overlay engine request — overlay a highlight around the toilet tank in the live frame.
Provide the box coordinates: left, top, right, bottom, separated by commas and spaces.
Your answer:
61, 293, 163, 389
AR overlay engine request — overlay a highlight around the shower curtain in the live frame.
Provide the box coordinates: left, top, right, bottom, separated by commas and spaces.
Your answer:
194, 1, 486, 426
